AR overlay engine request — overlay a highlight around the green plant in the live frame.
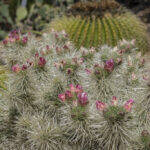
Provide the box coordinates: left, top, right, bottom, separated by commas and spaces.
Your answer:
0, 30, 149, 149
50, 0, 149, 53
0, 1, 13, 40
22, 1, 62, 33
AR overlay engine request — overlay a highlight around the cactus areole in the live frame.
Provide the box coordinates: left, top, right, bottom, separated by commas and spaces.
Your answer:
50, 0, 149, 53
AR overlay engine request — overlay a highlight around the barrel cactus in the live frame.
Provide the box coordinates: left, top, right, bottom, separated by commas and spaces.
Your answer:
50, 0, 149, 53
0, 30, 149, 149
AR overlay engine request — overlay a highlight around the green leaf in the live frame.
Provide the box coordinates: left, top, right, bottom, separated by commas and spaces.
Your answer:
16, 6, 27, 22
0, 4, 9, 17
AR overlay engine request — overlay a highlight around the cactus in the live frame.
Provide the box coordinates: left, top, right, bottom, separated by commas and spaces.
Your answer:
50, 0, 149, 53
0, 66, 7, 93
0, 30, 149, 149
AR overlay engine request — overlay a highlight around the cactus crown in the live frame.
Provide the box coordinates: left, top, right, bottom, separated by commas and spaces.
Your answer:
67, 0, 122, 17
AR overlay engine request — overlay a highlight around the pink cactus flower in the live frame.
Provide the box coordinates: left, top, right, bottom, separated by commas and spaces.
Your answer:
79, 58, 84, 64
72, 57, 78, 64
139, 58, 145, 66
54, 62, 60, 69
56, 47, 61, 53
78, 92, 88, 106
46, 45, 50, 50
143, 75, 148, 81
116, 58, 122, 65
58, 93, 66, 102
69, 84, 77, 93
96, 100, 107, 111
76, 85, 83, 93
28, 32, 31, 36
131, 73, 137, 80
2, 39, 8, 45
124, 99, 134, 112
55, 33, 58, 39
22, 36, 28, 44
60, 60, 66, 66
12, 64, 21, 73
63, 45, 69, 49
104, 59, 114, 72
15, 35, 20, 41
22, 64, 28, 71
111, 96, 118, 106
85, 68, 92, 74
9, 37, 15, 43
38, 57, 46, 67
35, 52, 39, 58
65, 90, 73, 98
67, 68, 72, 74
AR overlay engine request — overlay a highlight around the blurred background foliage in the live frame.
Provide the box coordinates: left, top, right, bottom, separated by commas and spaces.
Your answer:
0, 0, 149, 40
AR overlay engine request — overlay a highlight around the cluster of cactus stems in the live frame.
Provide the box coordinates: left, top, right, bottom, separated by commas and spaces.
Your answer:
0, 29, 149, 150
50, 0, 149, 53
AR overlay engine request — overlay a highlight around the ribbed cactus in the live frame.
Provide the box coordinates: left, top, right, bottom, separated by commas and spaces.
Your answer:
0, 30, 149, 149
50, 0, 149, 53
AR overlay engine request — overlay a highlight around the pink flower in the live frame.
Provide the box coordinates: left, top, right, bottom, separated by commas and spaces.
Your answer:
85, 68, 92, 74
55, 33, 59, 39
46, 45, 50, 50
111, 96, 118, 106
58, 93, 66, 102
69, 84, 77, 93
76, 85, 83, 93
96, 100, 107, 111
78, 92, 88, 106
38, 57, 46, 67
35, 52, 39, 58
65, 90, 73, 98
12, 64, 21, 73
124, 99, 134, 112
72, 57, 78, 64
15, 35, 20, 41
63, 45, 69, 49
2, 39, 8, 45
56, 47, 61, 53
79, 58, 84, 64
131, 73, 136, 80
22, 64, 28, 71
143, 75, 148, 81
27, 59, 34, 67
54, 62, 60, 69
67, 68, 72, 74
60, 60, 66, 66
104, 59, 114, 72
9, 37, 15, 43
116, 58, 122, 65
22, 36, 28, 44
139, 58, 145, 66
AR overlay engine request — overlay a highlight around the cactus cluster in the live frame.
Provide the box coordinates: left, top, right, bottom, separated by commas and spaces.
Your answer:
0, 30, 149, 149
50, 0, 149, 53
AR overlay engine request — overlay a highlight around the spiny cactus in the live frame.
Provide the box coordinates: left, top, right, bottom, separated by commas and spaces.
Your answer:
50, 0, 149, 53
0, 66, 7, 94
0, 30, 149, 149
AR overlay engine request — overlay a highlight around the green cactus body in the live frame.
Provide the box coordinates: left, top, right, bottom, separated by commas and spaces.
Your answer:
50, 1, 149, 53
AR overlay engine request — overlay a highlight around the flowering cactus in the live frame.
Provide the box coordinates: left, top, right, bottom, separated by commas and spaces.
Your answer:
0, 30, 149, 150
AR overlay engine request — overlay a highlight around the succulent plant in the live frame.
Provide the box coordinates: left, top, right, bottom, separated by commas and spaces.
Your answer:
50, 0, 149, 53
0, 29, 149, 149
